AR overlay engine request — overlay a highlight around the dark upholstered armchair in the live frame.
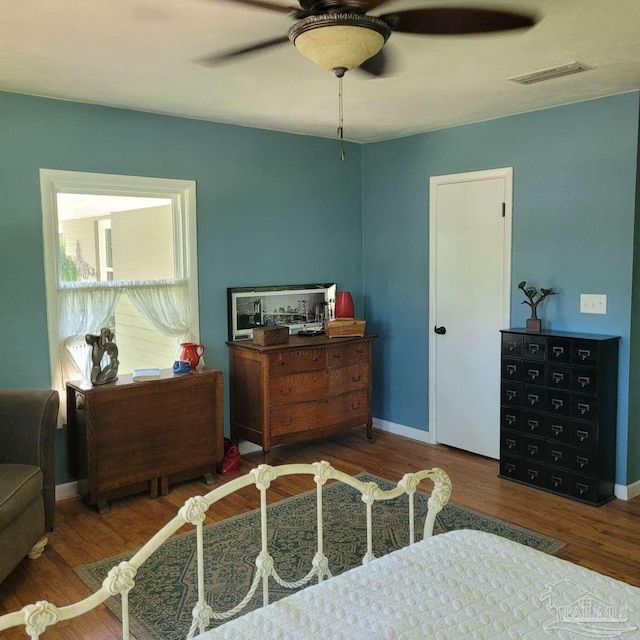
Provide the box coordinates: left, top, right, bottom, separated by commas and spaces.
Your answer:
0, 390, 58, 583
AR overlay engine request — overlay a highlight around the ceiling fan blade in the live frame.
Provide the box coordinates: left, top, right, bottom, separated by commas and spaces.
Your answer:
219, 0, 305, 16
378, 7, 537, 35
359, 49, 389, 77
195, 35, 291, 65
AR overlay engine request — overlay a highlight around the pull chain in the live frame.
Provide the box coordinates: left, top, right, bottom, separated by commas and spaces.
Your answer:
337, 75, 345, 162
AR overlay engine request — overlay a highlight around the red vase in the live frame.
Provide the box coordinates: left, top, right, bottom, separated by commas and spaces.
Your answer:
179, 342, 205, 370
335, 291, 354, 319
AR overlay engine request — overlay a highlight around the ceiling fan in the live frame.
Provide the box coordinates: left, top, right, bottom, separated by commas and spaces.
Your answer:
198, 1, 538, 77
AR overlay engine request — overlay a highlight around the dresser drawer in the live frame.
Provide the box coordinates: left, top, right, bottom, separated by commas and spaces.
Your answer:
523, 385, 545, 410
571, 395, 598, 421
502, 333, 523, 357
328, 364, 369, 394
499, 455, 522, 481
326, 342, 368, 369
572, 421, 598, 449
547, 416, 571, 444
522, 460, 545, 487
547, 337, 571, 364
571, 449, 597, 475
572, 340, 599, 366
570, 474, 599, 503
501, 431, 522, 456
571, 368, 597, 395
546, 467, 570, 494
523, 362, 546, 386
501, 382, 522, 407
523, 335, 546, 360
523, 436, 545, 461
546, 364, 571, 390
270, 348, 325, 375
270, 390, 369, 436
546, 442, 571, 469
500, 407, 521, 431
521, 411, 546, 437
546, 389, 571, 416
502, 358, 522, 381
269, 371, 327, 404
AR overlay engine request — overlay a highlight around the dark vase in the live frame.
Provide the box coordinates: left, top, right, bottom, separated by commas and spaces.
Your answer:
335, 291, 354, 318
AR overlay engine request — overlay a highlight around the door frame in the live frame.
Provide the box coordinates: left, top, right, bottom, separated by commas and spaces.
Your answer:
428, 167, 513, 446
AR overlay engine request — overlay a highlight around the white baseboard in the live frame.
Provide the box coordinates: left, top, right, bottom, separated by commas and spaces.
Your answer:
55, 481, 78, 501
615, 478, 640, 501
372, 418, 431, 443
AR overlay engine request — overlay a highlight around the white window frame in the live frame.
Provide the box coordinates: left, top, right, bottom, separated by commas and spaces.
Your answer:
40, 169, 199, 390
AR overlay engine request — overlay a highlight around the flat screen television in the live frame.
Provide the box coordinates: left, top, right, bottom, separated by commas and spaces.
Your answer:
227, 282, 336, 341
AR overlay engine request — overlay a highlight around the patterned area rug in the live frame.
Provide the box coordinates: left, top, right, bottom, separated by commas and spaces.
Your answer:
75, 473, 565, 640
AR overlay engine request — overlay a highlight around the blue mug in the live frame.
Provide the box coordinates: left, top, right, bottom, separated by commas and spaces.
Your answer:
173, 359, 191, 374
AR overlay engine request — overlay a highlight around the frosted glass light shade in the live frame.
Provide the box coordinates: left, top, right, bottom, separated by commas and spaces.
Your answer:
289, 14, 391, 73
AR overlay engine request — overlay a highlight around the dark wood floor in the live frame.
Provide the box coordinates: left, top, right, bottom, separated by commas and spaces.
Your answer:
2, 429, 640, 639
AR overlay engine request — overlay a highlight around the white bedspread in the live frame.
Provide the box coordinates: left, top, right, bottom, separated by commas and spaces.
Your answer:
195, 530, 640, 639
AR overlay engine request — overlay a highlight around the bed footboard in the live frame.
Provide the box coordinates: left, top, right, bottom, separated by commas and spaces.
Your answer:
0, 461, 451, 639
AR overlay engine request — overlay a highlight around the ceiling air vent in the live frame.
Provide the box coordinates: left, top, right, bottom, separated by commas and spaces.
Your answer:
508, 62, 592, 85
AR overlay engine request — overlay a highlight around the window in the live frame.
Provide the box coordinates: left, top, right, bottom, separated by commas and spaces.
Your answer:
41, 170, 199, 419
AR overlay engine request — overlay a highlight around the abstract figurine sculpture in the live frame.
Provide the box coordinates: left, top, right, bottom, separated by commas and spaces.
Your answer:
518, 281, 556, 333
86, 327, 119, 385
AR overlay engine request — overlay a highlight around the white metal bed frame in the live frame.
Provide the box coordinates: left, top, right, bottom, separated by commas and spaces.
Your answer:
0, 461, 452, 639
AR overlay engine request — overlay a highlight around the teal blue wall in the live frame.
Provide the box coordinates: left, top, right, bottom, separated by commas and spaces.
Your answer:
0, 91, 364, 483
362, 92, 640, 486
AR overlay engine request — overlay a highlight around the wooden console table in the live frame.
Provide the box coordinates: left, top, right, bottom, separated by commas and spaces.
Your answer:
227, 334, 377, 454
66, 367, 224, 513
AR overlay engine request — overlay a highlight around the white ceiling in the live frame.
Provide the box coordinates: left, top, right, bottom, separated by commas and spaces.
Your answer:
2, 0, 639, 143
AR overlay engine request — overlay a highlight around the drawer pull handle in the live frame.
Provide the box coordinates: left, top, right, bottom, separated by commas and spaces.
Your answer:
505, 463, 516, 473
551, 450, 562, 462
577, 349, 591, 361
577, 456, 589, 468
506, 341, 517, 352
351, 375, 362, 382
527, 469, 539, 480
528, 369, 540, 380
527, 419, 538, 430
552, 372, 564, 384
528, 343, 540, 354
356, 348, 363, 354
527, 444, 538, 456
577, 376, 590, 388
505, 438, 516, 449
576, 482, 588, 495
552, 346, 564, 357
528, 394, 539, 405
506, 364, 517, 375
278, 359, 285, 366
551, 424, 564, 436
312, 356, 319, 362
506, 414, 516, 425
282, 418, 293, 426
576, 429, 589, 442
551, 475, 562, 487
279, 387, 292, 396
351, 402, 361, 410
577, 402, 590, 415
506, 390, 517, 401
551, 398, 564, 410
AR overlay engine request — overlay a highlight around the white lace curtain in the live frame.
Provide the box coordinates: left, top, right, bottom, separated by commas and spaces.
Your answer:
55, 279, 195, 423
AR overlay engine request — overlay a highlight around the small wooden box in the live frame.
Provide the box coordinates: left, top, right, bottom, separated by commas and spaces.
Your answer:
324, 319, 366, 338
253, 325, 290, 346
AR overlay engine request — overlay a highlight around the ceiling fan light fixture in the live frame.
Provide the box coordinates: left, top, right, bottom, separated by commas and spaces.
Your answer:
289, 14, 391, 75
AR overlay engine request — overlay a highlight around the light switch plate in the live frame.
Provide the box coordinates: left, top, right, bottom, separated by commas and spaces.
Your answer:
580, 294, 607, 314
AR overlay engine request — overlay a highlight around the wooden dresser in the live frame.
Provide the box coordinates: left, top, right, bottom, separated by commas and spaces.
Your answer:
499, 329, 619, 506
66, 367, 224, 513
227, 334, 377, 453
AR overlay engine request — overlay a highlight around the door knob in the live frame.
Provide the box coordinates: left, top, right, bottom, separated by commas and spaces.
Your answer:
434, 326, 447, 335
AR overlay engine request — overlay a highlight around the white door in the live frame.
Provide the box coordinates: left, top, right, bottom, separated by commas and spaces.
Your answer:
429, 168, 512, 459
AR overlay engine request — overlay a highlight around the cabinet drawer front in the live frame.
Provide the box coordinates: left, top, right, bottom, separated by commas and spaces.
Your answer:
571, 396, 598, 421
523, 385, 545, 410
570, 474, 598, 503
501, 407, 521, 431
547, 338, 571, 364
571, 368, 597, 395
500, 455, 522, 480
523, 362, 545, 386
269, 348, 325, 375
523, 436, 545, 461
270, 390, 369, 436
572, 421, 597, 449
572, 450, 596, 475
501, 383, 522, 407
328, 364, 369, 395
502, 334, 523, 357
522, 461, 545, 487
269, 372, 327, 404
546, 467, 570, 494
572, 340, 599, 367
546, 365, 571, 390
502, 358, 523, 381
501, 431, 522, 456
547, 417, 571, 443
521, 411, 546, 437
546, 389, 570, 416
546, 443, 570, 469
523, 336, 546, 360
326, 342, 368, 368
